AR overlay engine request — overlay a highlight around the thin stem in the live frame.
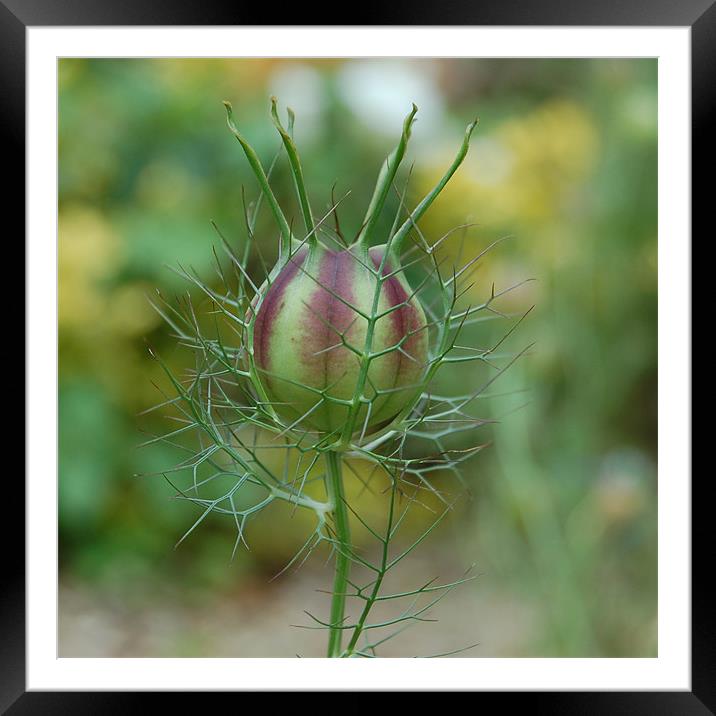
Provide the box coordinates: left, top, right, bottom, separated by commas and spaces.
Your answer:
344, 477, 396, 654
324, 450, 351, 657
355, 104, 418, 248
270, 97, 316, 238
390, 118, 478, 256
223, 101, 293, 260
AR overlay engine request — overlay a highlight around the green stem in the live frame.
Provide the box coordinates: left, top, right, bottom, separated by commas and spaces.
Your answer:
390, 118, 478, 257
324, 450, 351, 657
270, 97, 316, 238
223, 101, 293, 260
356, 104, 418, 248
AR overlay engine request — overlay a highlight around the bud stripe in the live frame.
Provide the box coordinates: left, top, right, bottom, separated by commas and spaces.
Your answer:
253, 247, 308, 378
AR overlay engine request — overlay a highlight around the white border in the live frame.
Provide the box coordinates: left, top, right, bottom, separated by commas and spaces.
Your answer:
28, 27, 691, 691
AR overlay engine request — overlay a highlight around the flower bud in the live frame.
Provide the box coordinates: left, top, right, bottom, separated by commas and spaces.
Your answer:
222, 99, 477, 443
250, 243, 428, 437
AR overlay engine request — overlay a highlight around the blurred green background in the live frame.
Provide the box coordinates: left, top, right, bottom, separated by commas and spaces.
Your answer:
58, 58, 657, 658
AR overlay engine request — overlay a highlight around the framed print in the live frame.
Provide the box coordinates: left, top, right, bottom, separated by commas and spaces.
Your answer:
9, 0, 705, 710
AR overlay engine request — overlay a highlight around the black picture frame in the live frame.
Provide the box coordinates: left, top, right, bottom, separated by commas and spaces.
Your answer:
7, 1, 704, 711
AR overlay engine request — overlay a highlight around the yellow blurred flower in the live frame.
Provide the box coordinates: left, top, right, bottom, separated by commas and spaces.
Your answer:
59, 205, 163, 408
417, 99, 598, 242
59, 206, 122, 330
414, 100, 598, 310
107, 283, 161, 336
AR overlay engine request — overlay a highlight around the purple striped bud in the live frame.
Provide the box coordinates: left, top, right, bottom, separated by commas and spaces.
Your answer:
221, 99, 477, 443
250, 243, 428, 438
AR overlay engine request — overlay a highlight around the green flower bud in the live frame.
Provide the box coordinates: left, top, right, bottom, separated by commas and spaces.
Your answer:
221, 99, 477, 445
249, 242, 428, 438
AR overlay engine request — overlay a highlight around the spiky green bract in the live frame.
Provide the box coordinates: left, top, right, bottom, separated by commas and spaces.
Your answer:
145, 99, 530, 658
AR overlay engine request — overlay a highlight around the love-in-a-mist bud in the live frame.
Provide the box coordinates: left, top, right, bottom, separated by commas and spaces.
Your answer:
224, 99, 477, 444
251, 243, 428, 436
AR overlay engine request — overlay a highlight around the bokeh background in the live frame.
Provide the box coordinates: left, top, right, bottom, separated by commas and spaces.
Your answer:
58, 58, 657, 658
